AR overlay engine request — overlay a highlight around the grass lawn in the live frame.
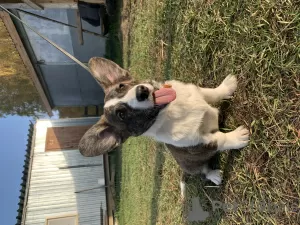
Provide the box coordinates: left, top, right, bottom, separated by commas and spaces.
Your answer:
113, 0, 300, 224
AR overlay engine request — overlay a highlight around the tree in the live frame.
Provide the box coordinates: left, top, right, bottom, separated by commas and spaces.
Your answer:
0, 20, 45, 118
0, 75, 45, 117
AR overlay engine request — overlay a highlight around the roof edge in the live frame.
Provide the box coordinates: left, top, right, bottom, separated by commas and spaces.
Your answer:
15, 123, 36, 225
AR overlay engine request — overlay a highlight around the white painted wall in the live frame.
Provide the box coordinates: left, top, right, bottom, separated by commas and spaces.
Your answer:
24, 118, 106, 225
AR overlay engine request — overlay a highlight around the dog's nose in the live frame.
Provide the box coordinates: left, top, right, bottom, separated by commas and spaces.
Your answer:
136, 85, 149, 101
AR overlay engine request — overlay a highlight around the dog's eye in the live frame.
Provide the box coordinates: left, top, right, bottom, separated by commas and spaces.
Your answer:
119, 83, 125, 89
116, 110, 126, 121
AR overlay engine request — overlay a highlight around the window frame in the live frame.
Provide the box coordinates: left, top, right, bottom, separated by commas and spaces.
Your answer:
45, 213, 78, 225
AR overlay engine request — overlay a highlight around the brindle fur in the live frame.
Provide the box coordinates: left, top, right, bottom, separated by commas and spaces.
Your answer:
166, 141, 218, 175
104, 103, 165, 137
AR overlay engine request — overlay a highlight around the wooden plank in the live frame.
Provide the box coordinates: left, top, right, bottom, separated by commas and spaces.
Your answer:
0, 11, 53, 116
76, 9, 83, 45
104, 153, 114, 225
109, 170, 116, 210
45, 125, 92, 151
22, 0, 44, 9
100, 202, 104, 225
104, 210, 107, 225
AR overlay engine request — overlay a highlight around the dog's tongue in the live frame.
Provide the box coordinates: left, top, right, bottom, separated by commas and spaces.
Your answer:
153, 87, 176, 105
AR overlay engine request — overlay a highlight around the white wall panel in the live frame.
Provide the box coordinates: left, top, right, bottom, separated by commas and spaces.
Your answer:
24, 118, 106, 225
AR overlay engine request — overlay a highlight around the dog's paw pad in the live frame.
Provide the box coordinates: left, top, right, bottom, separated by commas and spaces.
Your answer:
219, 75, 237, 99
206, 170, 222, 185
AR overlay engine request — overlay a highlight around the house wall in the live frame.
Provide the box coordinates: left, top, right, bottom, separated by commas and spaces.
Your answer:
25, 118, 106, 225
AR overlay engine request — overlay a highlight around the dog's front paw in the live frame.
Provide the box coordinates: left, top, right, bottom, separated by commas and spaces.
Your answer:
219, 75, 237, 99
206, 169, 222, 185
227, 126, 250, 149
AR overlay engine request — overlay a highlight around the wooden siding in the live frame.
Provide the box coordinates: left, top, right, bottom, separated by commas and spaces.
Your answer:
45, 125, 92, 151
24, 118, 106, 225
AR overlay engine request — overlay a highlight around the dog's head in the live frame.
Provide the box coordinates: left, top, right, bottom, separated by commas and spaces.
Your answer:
78, 57, 172, 157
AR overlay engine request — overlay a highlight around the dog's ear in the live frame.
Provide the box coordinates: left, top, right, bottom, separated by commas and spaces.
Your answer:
88, 57, 132, 93
79, 116, 122, 157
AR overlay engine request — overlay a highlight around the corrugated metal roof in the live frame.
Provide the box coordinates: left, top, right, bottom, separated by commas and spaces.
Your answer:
14, 9, 106, 107
15, 122, 34, 225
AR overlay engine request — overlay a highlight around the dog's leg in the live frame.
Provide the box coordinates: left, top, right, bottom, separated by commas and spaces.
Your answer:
201, 106, 249, 150
201, 164, 222, 185
206, 169, 222, 185
205, 170, 223, 185
202, 126, 249, 151
200, 75, 237, 104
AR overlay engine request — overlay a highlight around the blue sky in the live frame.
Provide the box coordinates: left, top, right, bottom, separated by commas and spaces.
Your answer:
0, 116, 33, 224
0, 112, 58, 224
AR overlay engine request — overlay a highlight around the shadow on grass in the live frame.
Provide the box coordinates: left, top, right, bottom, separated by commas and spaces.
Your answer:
109, 147, 122, 211
119, 0, 135, 68
176, 101, 243, 225
104, 0, 123, 67
219, 101, 243, 188
150, 143, 166, 225
195, 101, 243, 225
105, 0, 124, 215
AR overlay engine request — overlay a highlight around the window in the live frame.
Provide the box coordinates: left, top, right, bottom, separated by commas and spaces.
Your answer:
45, 126, 92, 151
46, 214, 78, 225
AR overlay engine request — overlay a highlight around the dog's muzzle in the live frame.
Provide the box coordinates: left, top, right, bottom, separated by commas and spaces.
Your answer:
136, 85, 150, 101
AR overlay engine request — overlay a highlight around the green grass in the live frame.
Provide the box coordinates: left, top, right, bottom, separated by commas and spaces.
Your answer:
115, 0, 300, 224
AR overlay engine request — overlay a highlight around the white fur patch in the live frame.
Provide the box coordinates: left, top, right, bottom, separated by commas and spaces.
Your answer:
104, 83, 154, 109
217, 75, 238, 99
143, 80, 210, 147
223, 126, 250, 150
180, 181, 186, 199
201, 125, 249, 151
142, 78, 250, 149
206, 170, 222, 185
